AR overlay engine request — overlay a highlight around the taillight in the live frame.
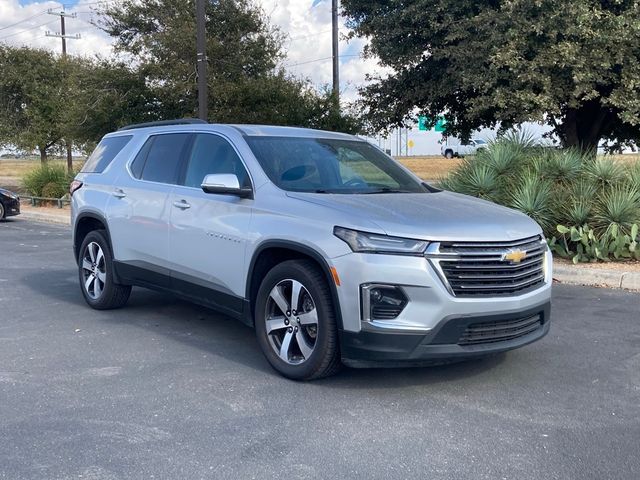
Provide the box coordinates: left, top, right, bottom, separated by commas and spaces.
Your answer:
70, 180, 83, 196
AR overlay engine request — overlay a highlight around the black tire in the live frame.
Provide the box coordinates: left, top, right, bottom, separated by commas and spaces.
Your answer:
78, 229, 131, 310
0, 201, 5, 220
444, 150, 454, 159
255, 260, 341, 380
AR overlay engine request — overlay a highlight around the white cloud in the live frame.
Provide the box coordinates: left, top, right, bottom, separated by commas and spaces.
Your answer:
0, 0, 382, 102
0, 0, 114, 57
262, 0, 387, 103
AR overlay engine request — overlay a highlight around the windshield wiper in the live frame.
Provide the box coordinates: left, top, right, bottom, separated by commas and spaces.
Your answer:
362, 187, 413, 194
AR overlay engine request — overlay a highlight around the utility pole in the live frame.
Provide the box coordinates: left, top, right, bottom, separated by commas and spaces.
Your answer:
332, 0, 340, 103
46, 8, 80, 174
196, 0, 208, 121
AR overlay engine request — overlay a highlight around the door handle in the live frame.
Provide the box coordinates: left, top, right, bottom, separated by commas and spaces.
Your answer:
173, 200, 191, 210
113, 189, 126, 199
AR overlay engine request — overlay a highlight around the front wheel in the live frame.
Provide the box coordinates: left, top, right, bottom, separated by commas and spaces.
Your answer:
444, 150, 454, 159
255, 260, 341, 380
78, 230, 131, 310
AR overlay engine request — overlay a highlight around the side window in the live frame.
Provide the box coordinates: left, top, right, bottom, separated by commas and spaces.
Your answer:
81, 135, 132, 173
130, 138, 152, 179
139, 133, 191, 184
183, 134, 249, 188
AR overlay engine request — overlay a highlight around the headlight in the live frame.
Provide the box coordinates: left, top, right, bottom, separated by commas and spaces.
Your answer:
334, 226, 428, 256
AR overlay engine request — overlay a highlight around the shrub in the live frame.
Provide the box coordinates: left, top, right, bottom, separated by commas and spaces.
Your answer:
22, 164, 75, 198
438, 133, 640, 262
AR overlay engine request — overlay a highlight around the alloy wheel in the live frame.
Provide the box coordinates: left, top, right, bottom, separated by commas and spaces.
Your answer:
81, 241, 106, 300
264, 279, 319, 365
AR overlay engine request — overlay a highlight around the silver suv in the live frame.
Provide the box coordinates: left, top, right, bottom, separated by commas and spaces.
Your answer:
71, 119, 552, 380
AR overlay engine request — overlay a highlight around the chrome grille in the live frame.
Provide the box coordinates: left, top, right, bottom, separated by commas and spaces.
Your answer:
427, 235, 547, 297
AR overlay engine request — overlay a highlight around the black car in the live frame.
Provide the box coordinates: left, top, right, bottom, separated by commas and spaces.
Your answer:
0, 187, 20, 220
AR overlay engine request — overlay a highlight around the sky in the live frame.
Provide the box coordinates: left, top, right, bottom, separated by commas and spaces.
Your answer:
2, 0, 548, 154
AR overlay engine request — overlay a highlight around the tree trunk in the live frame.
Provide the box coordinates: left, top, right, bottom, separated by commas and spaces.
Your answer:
39, 147, 48, 165
558, 103, 606, 153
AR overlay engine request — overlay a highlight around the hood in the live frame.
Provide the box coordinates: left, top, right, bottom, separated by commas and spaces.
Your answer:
286, 191, 542, 242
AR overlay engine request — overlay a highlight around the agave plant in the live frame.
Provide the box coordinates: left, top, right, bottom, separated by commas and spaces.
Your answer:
475, 140, 523, 178
627, 161, 640, 188
587, 157, 626, 188
455, 162, 503, 201
569, 177, 599, 200
593, 184, 640, 235
509, 174, 555, 234
540, 148, 584, 183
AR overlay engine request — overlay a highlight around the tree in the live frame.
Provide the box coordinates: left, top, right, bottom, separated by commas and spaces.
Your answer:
341, 0, 640, 150
98, 0, 361, 132
64, 57, 156, 150
0, 46, 66, 163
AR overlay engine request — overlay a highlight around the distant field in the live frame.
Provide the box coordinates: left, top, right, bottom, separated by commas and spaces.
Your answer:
397, 154, 640, 180
1, 154, 638, 191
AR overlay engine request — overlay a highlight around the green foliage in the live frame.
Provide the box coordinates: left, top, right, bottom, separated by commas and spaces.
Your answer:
99, 0, 361, 133
342, 0, 640, 149
22, 164, 75, 198
439, 133, 640, 262
509, 175, 554, 232
0, 46, 66, 162
550, 224, 640, 263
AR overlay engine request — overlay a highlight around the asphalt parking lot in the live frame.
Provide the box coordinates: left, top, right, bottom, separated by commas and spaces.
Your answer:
1, 218, 639, 480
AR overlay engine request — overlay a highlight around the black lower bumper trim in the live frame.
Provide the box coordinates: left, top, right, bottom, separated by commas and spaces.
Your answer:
340, 301, 551, 368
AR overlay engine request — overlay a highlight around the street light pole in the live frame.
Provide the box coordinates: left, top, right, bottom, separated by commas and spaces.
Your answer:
196, 0, 208, 121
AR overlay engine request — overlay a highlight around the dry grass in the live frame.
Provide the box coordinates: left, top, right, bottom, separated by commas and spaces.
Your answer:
397, 154, 640, 180
0, 159, 81, 178
396, 156, 463, 180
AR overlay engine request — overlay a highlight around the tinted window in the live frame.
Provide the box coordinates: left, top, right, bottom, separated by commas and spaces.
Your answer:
140, 134, 191, 184
81, 135, 132, 173
183, 134, 249, 188
130, 139, 152, 179
246, 137, 424, 194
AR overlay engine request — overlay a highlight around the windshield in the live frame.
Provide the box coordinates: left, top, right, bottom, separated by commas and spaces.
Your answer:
245, 136, 426, 194
474, 139, 487, 145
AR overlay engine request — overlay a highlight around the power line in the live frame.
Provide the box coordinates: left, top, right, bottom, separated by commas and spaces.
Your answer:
0, 19, 58, 41
0, 10, 48, 32
285, 53, 361, 68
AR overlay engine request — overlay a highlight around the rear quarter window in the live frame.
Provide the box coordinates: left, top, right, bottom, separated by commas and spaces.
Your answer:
81, 136, 133, 173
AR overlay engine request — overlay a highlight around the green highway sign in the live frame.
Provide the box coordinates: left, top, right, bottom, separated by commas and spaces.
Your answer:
418, 115, 447, 132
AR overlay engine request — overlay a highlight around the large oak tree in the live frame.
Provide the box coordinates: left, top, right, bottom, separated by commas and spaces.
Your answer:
342, 0, 640, 149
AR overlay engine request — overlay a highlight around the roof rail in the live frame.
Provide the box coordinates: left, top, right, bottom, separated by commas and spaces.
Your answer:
118, 118, 208, 131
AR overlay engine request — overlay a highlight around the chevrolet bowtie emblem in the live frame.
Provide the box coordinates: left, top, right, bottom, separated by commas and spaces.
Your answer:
502, 250, 527, 263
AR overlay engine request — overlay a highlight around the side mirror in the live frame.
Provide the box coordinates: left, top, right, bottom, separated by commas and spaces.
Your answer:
201, 173, 253, 199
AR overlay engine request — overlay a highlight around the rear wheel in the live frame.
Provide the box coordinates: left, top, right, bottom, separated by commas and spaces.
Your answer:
255, 260, 341, 380
0, 201, 5, 220
78, 230, 131, 310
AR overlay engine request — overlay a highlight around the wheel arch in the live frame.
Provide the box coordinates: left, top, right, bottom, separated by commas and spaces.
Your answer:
245, 241, 344, 330
73, 212, 113, 266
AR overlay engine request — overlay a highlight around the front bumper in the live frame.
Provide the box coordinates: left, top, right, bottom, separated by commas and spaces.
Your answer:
340, 301, 550, 367
330, 246, 552, 365
3, 197, 20, 217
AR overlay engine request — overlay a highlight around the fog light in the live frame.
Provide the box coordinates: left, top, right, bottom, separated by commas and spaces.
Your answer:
361, 284, 408, 322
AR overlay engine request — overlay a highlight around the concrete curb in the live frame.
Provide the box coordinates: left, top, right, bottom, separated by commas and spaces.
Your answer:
19, 210, 70, 226
553, 264, 640, 292
15, 210, 640, 292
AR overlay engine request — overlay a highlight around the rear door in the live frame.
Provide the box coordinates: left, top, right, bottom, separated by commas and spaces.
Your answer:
107, 132, 192, 287
168, 132, 253, 312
